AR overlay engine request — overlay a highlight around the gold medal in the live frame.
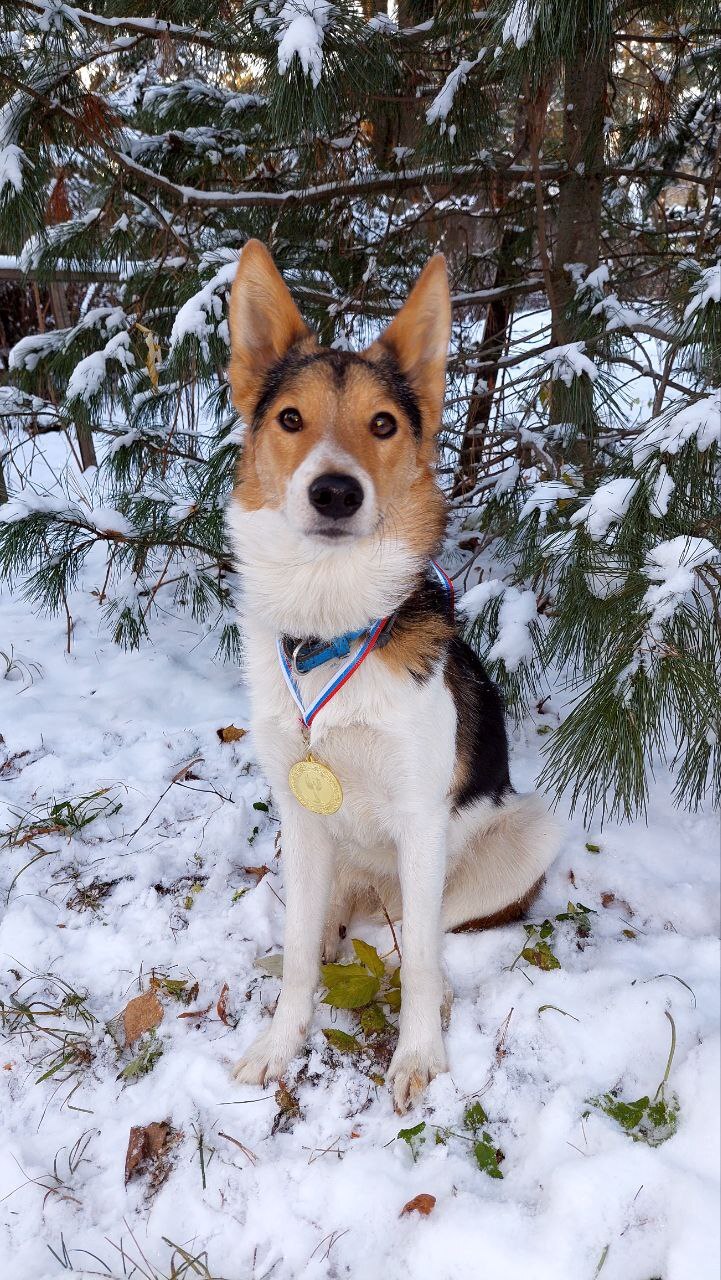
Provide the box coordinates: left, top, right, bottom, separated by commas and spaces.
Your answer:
288, 754, 343, 815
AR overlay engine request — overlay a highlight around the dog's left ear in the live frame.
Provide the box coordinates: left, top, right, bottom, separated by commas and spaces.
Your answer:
368, 254, 451, 432
228, 239, 312, 421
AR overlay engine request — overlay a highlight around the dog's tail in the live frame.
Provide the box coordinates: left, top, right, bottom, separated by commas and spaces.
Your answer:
442, 790, 562, 932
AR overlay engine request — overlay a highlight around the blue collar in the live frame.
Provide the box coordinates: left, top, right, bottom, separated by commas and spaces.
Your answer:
281, 559, 454, 676
286, 626, 376, 674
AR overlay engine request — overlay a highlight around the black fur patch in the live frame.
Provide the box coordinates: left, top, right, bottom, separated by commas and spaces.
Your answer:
444, 637, 511, 809
252, 347, 423, 439
386, 581, 511, 806
385, 575, 454, 682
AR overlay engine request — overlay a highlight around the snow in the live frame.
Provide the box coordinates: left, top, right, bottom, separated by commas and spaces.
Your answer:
84, 505, 134, 537
519, 480, 577, 526
8, 329, 66, 373
684, 261, 721, 321
642, 536, 720, 627
502, 0, 536, 48
267, 0, 333, 88
542, 341, 598, 386
488, 586, 537, 671
570, 477, 638, 540
1, 545, 718, 1279
649, 464, 675, 518
169, 258, 239, 356
458, 577, 505, 620
426, 54, 484, 129
65, 331, 135, 403
0, 144, 27, 194
633, 391, 721, 467
458, 581, 537, 673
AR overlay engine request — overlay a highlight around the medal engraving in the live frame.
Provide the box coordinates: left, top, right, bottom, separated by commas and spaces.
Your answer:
288, 756, 343, 815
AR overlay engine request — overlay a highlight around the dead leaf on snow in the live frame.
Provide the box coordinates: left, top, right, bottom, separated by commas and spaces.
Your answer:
124, 1120, 181, 1188
254, 953, 284, 978
272, 1083, 301, 1135
217, 982, 231, 1025
123, 991, 164, 1047
401, 1193, 436, 1217
601, 891, 635, 916
217, 724, 246, 743
177, 1002, 212, 1022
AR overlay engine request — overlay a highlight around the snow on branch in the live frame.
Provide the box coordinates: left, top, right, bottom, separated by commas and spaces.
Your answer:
570, 477, 638, 540
66, 332, 135, 403
502, 0, 537, 48
458, 579, 538, 672
257, 0, 333, 88
426, 53, 485, 134
633, 392, 721, 467
683, 261, 721, 322
542, 341, 597, 386
642, 536, 720, 630
169, 256, 238, 356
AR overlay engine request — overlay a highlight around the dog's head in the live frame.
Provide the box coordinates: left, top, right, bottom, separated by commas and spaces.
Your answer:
228, 240, 450, 540
226, 241, 451, 634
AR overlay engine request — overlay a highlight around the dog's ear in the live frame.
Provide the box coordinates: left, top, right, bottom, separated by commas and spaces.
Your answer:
228, 239, 312, 420
368, 255, 451, 432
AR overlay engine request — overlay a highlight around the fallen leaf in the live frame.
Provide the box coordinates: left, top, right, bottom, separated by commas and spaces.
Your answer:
401, 1193, 436, 1217
170, 755, 204, 783
177, 1002, 212, 1021
217, 982, 231, 1025
217, 724, 246, 743
254, 953, 284, 978
244, 864, 270, 881
123, 991, 164, 1047
124, 1120, 180, 1187
272, 1083, 301, 1135
601, 891, 635, 916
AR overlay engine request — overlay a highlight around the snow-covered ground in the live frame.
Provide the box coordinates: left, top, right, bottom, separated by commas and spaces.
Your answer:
1, 537, 719, 1280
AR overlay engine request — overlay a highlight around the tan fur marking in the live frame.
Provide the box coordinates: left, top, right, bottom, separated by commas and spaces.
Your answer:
228, 242, 452, 528
228, 240, 312, 422
379, 611, 452, 681
233, 358, 443, 524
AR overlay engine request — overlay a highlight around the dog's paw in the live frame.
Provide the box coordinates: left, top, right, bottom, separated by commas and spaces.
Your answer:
322, 919, 350, 964
232, 1027, 301, 1087
387, 1040, 448, 1114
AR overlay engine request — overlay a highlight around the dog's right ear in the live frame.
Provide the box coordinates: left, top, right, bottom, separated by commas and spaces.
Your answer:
228, 240, 311, 421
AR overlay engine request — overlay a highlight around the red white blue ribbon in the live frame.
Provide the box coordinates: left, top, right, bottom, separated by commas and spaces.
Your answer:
429, 557, 454, 613
276, 559, 454, 729
277, 617, 387, 729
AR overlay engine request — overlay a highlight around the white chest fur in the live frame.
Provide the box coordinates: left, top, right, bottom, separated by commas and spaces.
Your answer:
242, 614, 456, 869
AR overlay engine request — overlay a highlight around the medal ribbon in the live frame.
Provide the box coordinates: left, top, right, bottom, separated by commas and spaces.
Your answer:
429, 557, 454, 614
276, 559, 454, 729
277, 616, 387, 728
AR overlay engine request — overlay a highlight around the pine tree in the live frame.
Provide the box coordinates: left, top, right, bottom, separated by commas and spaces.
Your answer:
1, 0, 719, 821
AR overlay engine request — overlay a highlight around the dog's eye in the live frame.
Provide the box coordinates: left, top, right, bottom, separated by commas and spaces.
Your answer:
370, 412, 397, 439
278, 407, 303, 432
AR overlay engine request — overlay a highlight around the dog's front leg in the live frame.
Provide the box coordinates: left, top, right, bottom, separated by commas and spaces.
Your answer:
234, 805, 333, 1086
387, 815, 448, 1112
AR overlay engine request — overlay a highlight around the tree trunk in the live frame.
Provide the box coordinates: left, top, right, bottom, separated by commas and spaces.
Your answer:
550, 34, 610, 345
548, 17, 610, 476
451, 228, 518, 498
451, 88, 547, 497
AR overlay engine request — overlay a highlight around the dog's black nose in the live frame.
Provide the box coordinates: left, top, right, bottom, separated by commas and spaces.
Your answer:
308, 473, 364, 520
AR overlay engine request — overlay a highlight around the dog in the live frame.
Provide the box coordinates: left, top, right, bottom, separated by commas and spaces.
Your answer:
226, 240, 560, 1111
